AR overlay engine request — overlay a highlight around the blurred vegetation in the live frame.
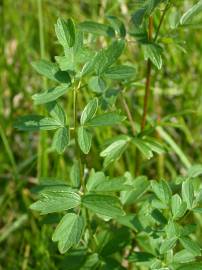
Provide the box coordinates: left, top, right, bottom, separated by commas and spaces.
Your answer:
0, 0, 202, 269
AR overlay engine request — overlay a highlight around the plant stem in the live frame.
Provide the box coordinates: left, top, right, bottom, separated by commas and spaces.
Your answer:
37, 0, 48, 178
135, 16, 153, 176
141, 16, 153, 132
73, 81, 85, 189
120, 92, 136, 136
154, 2, 170, 42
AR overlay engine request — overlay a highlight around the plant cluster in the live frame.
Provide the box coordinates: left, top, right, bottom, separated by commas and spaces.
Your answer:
15, 0, 202, 269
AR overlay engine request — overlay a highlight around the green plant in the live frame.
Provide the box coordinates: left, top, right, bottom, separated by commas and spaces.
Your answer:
14, 1, 202, 269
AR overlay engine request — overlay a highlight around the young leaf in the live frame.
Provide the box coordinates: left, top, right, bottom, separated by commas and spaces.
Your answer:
77, 126, 92, 154
88, 76, 106, 93
85, 112, 125, 127
70, 160, 81, 188
173, 249, 196, 264
82, 194, 125, 218
100, 139, 129, 168
80, 98, 98, 125
121, 175, 149, 205
86, 171, 106, 192
46, 102, 66, 125
93, 40, 125, 75
106, 15, 126, 38
78, 21, 115, 37
90, 175, 132, 192
29, 191, 81, 214
151, 180, 172, 205
104, 65, 136, 80
52, 213, 84, 254
14, 115, 62, 131
143, 136, 165, 154
89, 176, 131, 192
179, 237, 201, 256
55, 18, 75, 47
187, 164, 202, 178
171, 194, 187, 220
182, 180, 194, 209
160, 237, 177, 254
132, 137, 153, 159
32, 84, 70, 105
180, 0, 202, 25
143, 43, 162, 70
52, 127, 70, 154
31, 59, 71, 83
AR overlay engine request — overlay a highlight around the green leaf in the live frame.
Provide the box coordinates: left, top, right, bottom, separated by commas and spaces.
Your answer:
143, 136, 165, 154
30, 191, 81, 214
86, 170, 106, 192
143, 43, 162, 70
100, 139, 129, 168
77, 127, 92, 154
88, 76, 106, 93
55, 18, 76, 47
128, 252, 155, 262
160, 237, 177, 254
177, 262, 202, 270
173, 249, 196, 264
151, 180, 172, 205
93, 40, 125, 75
121, 175, 149, 205
132, 137, 153, 159
85, 112, 125, 127
132, 7, 147, 27
78, 21, 115, 37
70, 160, 81, 188
80, 98, 98, 125
52, 127, 70, 154
46, 102, 66, 125
180, 1, 202, 25
82, 194, 125, 218
104, 65, 136, 80
187, 164, 202, 178
182, 180, 194, 209
14, 115, 62, 131
32, 84, 70, 105
171, 194, 187, 220
179, 237, 201, 256
131, 0, 163, 27
31, 59, 71, 83
89, 176, 131, 192
106, 15, 126, 38
52, 213, 84, 254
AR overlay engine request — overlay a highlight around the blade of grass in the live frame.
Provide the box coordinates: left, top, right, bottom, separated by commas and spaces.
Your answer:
37, 0, 48, 178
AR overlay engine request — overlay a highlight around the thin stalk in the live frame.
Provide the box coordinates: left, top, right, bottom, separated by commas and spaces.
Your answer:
120, 92, 136, 136
73, 81, 93, 244
154, 2, 170, 42
37, 0, 48, 178
73, 81, 85, 189
135, 16, 153, 176
141, 16, 153, 132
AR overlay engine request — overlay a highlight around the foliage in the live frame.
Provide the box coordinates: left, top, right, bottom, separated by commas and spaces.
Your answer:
1, 0, 202, 269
